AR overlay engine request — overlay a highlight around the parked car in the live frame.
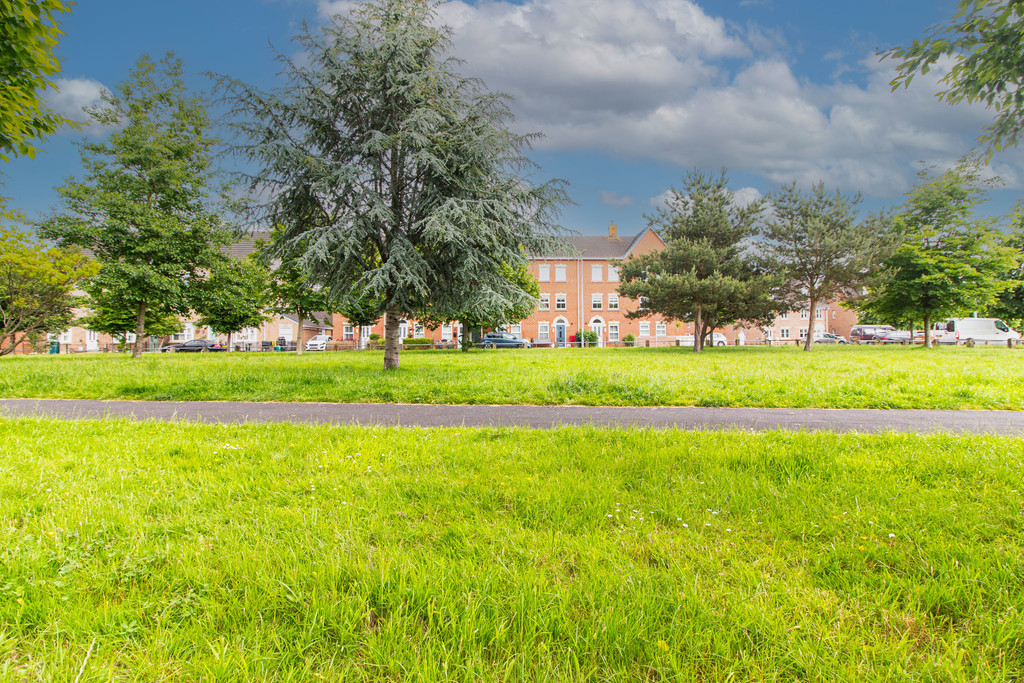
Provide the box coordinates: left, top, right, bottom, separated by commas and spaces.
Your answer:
476, 332, 531, 348
875, 330, 913, 344
160, 339, 227, 353
935, 318, 1021, 345
813, 332, 847, 344
305, 334, 332, 351
849, 325, 896, 343
679, 333, 729, 346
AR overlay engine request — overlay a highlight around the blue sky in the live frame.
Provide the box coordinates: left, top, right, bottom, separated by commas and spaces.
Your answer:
7, 0, 1021, 236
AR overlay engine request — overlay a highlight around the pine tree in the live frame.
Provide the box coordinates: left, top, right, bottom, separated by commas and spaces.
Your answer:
617, 170, 779, 353
760, 183, 891, 350
219, 0, 565, 370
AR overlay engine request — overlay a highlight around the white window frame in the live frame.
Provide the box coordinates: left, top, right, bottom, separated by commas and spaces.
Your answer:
780, 311, 789, 320
555, 293, 567, 311
414, 323, 425, 338
280, 324, 294, 342
764, 328, 774, 340
591, 293, 602, 310
591, 264, 603, 282
554, 264, 567, 282
780, 328, 790, 339
608, 322, 619, 342
608, 266, 619, 283
800, 309, 809, 320
799, 327, 808, 338
816, 308, 824, 319
538, 322, 550, 340
639, 322, 650, 338
511, 323, 522, 336
608, 294, 619, 311
656, 321, 667, 337
441, 324, 453, 340
539, 293, 550, 311
538, 264, 550, 282
343, 325, 355, 341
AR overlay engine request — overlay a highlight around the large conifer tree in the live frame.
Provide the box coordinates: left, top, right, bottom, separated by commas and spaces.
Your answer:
221, 0, 565, 370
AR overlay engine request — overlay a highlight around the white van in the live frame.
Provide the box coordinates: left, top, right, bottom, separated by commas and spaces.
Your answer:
935, 318, 1020, 345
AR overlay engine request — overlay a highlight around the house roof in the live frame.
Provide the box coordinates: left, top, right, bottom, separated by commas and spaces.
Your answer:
282, 312, 334, 330
533, 228, 661, 260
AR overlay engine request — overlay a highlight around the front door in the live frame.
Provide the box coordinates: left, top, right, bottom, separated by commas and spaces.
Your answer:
591, 323, 604, 348
555, 324, 567, 348
86, 330, 98, 351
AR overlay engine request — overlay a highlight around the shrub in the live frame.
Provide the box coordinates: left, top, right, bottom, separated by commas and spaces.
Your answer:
401, 337, 434, 350
622, 333, 636, 347
369, 333, 381, 341
580, 329, 598, 347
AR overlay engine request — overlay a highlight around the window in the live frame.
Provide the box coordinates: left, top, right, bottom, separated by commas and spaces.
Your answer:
656, 321, 667, 337
343, 325, 355, 341
780, 328, 790, 339
815, 308, 823, 319
639, 322, 650, 337
591, 264, 603, 282
764, 328, 774, 340
414, 324, 424, 337
511, 323, 522, 336
206, 326, 218, 341
780, 311, 789, 320
538, 322, 550, 340
608, 266, 619, 282
539, 293, 550, 311
442, 324, 453, 339
997, 320, 1011, 332
239, 327, 258, 342
608, 294, 619, 311
800, 309, 809, 319
172, 323, 195, 343
832, 310, 836, 319
554, 264, 567, 282
555, 294, 567, 311
639, 296, 649, 310
591, 293, 602, 310
608, 322, 619, 342
539, 264, 550, 282
58, 330, 72, 344
799, 327, 808, 338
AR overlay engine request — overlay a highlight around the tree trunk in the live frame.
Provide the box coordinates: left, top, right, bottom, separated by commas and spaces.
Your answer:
803, 297, 817, 351
460, 319, 470, 352
295, 308, 304, 355
693, 306, 703, 353
384, 308, 401, 370
923, 313, 932, 349
132, 301, 147, 359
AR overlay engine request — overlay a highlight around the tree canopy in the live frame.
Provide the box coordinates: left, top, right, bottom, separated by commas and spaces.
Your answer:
220, 0, 566, 370
862, 158, 1015, 346
883, 0, 1024, 152
0, 0, 74, 160
989, 208, 1024, 332
760, 183, 891, 350
617, 170, 780, 353
192, 257, 273, 347
41, 53, 235, 358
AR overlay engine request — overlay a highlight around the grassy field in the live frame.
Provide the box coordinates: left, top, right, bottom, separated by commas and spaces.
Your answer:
2, 344, 1024, 409
1, 417, 1022, 680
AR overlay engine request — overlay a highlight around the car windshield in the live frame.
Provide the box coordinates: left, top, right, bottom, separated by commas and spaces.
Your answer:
996, 320, 1010, 332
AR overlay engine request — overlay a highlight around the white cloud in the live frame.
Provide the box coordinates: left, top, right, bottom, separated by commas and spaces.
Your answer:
311, 0, 1023, 197
45, 78, 108, 124
599, 190, 635, 207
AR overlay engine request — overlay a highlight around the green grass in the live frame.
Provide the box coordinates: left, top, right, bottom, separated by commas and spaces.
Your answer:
3, 344, 1024, 409
2, 418, 1023, 680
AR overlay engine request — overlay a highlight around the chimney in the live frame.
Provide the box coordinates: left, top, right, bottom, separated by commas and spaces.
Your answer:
608, 222, 618, 239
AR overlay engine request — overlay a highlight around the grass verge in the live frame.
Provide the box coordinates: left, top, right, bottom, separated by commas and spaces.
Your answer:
1, 418, 1022, 679
3, 344, 1024, 409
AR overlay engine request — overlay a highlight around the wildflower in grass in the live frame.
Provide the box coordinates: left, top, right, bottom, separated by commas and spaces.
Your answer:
657, 640, 669, 652
859, 545, 866, 550
682, 524, 688, 528
889, 533, 896, 538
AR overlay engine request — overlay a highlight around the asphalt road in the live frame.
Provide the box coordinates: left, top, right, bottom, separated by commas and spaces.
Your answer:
3, 398, 1024, 434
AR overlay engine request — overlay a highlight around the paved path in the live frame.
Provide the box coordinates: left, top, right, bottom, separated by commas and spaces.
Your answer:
3, 398, 1024, 434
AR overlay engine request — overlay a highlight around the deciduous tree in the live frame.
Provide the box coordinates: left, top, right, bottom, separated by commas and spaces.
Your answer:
990, 210, 1024, 332
863, 158, 1014, 347
883, 1, 1024, 152
192, 257, 273, 350
41, 53, 235, 358
0, 0, 74, 160
617, 170, 780, 353
760, 182, 891, 351
0, 223, 96, 356
220, 0, 565, 370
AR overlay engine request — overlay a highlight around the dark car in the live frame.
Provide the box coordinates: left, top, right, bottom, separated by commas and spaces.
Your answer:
476, 332, 531, 349
160, 339, 227, 353
849, 325, 896, 343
